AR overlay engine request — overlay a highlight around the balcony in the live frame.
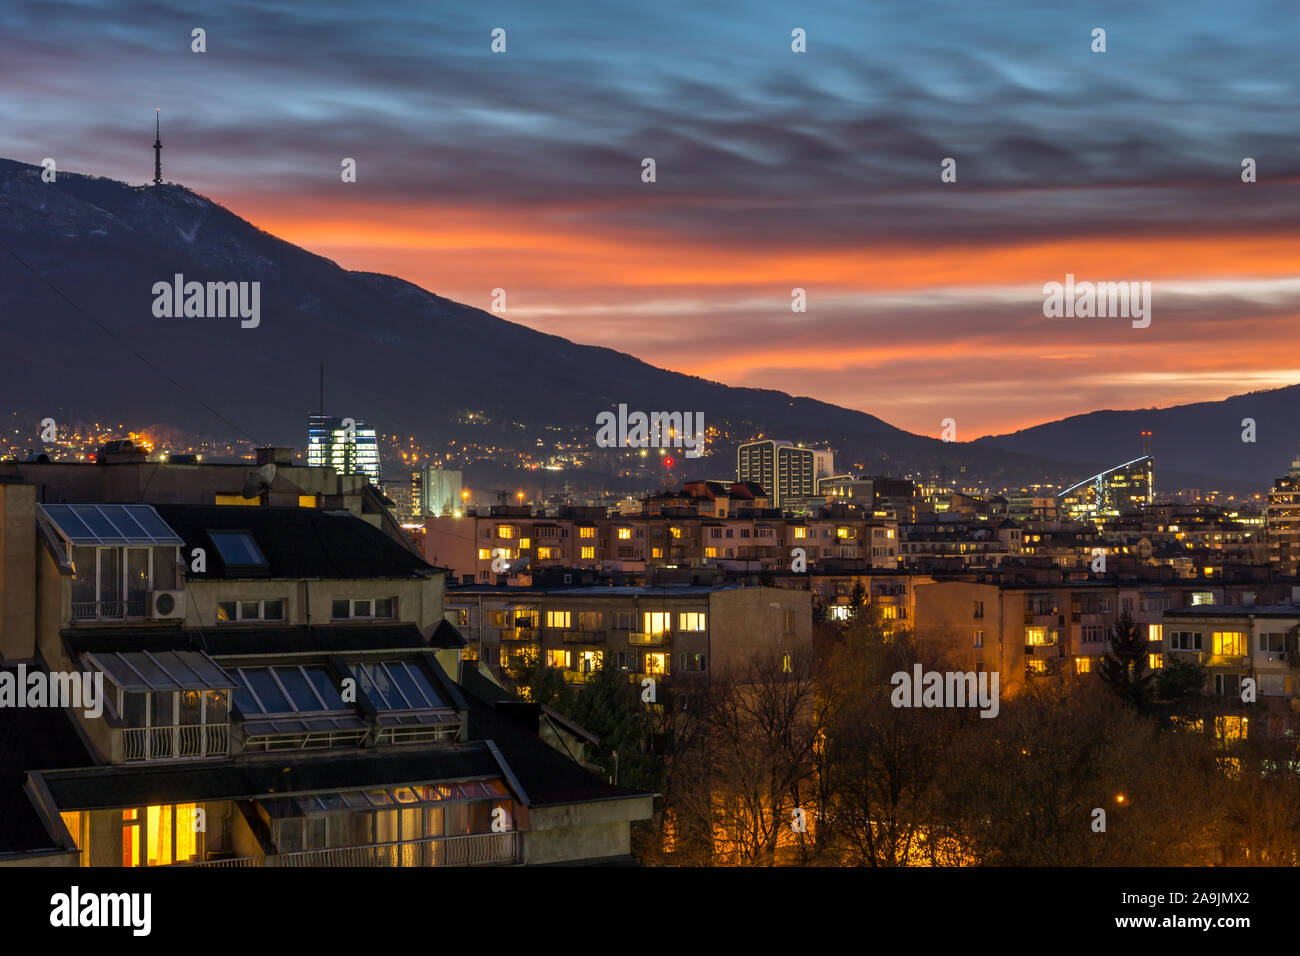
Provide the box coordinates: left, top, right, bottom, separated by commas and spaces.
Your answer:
185, 831, 520, 867
72, 599, 147, 621
123, 723, 229, 762
629, 631, 671, 646
499, 628, 539, 642
562, 630, 606, 644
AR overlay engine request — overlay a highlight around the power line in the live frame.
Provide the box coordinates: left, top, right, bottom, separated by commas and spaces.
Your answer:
0, 239, 266, 447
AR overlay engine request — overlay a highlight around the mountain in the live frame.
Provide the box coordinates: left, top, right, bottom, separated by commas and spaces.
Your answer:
0, 158, 1285, 494
975, 388, 1300, 492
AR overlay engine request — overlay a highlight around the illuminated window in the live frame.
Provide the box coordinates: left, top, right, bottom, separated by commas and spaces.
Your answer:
793, 527, 807, 539
1149, 653, 1163, 669
1216, 715, 1247, 745
581, 546, 595, 559
519, 538, 531, 550
1075, 657, 1094, 674
478, 548, 491, 560
298, 495, 319, 508
1026, 659, 1047, 675
651, 548, 663, 558
1213, 631, 1246, 656
670, 527, 682, 539
579, 527, 595, 539
644, 612, 670, 635
546, 611, 571, 629
546, 649, 570, 669
836, 527, 854, 540
497, 526, 515, 539
782, 655, 792, 673
618, 528, 631, 540
704, 547, 718, 558
829, 606, 850, 621
645, 652, 668, 675
537, 547, 554, 559
214, 494, 260, 506
678, 612, 706, 631
1025, 627, 1049, 645
880, 606, 898, 620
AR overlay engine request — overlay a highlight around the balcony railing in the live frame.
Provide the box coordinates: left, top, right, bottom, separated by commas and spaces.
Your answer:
499, 628, 539, 642
123, 723, 229, 762
629, 631, 671, 645
72, 599, 147, 621
562, 630, 606, 644
183, 831, 520, 867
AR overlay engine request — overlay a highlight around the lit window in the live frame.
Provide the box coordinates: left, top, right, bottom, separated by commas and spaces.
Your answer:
704, 547, 718, 558
497, 526, 514, 539
478, 548, 491, 560
1149, 653, 1163, 669
836, 527, 854, 540
214, 494, 260, 507
581, 546, 595, 559
518, 538, 530, 550
546, 649, 570, 669
644, 612, 670, 635
1025, 627, 1049, 646
645, 652, 668, 675
678, 612, 706, 631
1026, 659, 1047, 675
1075, 658, 1094, 674
651, 548, 663, 558
298, 495, 319, 508
1216, 715, 1247, 745
537, 547, 553, 559
547, 611, 571, 629
1213, 631, 1246, 656
670, 527, 682, 539
793, 528, 807, 539
579, 527, 595, 539
618, 528, 631, 540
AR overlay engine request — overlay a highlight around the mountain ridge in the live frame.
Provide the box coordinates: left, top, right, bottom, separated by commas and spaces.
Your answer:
0, 157, 1289, 494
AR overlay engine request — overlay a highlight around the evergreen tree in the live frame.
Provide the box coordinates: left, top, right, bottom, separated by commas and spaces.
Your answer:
1098, 613, 1156, 711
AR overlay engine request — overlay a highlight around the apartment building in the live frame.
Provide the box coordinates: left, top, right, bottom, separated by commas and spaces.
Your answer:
1267, 451, 1300, 576
0, 462, 651, 867
445, 583, 813, 687
421, 507, 898, 584
1160, 602, 1300, 744
912, 573, 1294, 695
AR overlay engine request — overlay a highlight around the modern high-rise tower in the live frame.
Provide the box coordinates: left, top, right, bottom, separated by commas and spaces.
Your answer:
307, 415, 381, 485
737, 439, 834, 508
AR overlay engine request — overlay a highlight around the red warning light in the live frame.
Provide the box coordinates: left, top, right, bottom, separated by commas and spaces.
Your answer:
664, 457, 674, 468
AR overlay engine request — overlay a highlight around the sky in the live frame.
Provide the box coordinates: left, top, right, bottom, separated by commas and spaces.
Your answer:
2, 0, 1299, 438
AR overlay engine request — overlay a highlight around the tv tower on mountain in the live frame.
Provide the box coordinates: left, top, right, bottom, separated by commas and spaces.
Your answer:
152, 108, 163, 185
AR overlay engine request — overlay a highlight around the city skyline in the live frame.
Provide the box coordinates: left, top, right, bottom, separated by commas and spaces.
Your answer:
3, 0, 1298, 436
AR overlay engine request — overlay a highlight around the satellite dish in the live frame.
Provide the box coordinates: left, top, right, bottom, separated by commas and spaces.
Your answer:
241, 463, 277, 499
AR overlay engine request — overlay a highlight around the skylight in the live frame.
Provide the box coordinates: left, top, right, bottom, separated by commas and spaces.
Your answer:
349, 660, 448, 711
208, 531, 268, 568
40, 504, 184, 546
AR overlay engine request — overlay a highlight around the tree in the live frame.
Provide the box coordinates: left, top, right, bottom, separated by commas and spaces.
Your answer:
1155, 654, 1208, 708
1098, 613, 1155, 711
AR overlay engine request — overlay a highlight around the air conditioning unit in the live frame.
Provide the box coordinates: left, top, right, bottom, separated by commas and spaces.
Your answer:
149, 590, 186, 620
